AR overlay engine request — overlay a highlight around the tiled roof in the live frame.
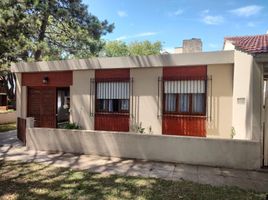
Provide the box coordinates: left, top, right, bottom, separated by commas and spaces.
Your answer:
224, 34, 268, 54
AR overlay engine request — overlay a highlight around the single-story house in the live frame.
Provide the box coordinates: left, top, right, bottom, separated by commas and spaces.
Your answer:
12, 34, 268, 168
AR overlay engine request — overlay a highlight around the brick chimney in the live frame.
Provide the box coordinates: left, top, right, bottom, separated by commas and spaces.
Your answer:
182, 38, 202, 53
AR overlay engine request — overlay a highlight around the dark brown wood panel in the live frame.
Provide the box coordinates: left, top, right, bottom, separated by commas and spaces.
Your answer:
17, 117, 26, 145
22, 71, 72, 87
40, 88, 56, 128
163, 66, 207, 79
27, 87, 56, 128
95, 69, 130, 80
162, 115, 206, 137
95, 113, 129, 132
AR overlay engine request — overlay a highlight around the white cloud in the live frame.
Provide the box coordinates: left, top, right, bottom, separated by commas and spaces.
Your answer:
116, 36, 127, 40
135, 32, 158, 37
202, 15, 224, 25
174, 9, 184, 16
201, 9, 210, 15
116, 32, 158, 40
230, 5, 263, 17
117, 10, 128, 17
247, 22, 256, 27
168, 9, 184, 17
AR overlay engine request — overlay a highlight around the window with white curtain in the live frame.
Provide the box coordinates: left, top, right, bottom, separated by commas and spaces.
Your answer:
96, 81, 129, 113
164, 80, 206, 115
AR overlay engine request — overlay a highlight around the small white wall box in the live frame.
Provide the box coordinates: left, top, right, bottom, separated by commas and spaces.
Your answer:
237, 97, 246, 104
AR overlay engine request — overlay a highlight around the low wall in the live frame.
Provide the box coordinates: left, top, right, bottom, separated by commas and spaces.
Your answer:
26, 128, 261, 170
0, 111, 16, 124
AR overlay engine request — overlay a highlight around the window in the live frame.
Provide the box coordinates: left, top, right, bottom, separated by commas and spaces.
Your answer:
164, 80, 206, 115
165, 94, 176, 112
0, 94, 7, 106
96, 81, 129, 113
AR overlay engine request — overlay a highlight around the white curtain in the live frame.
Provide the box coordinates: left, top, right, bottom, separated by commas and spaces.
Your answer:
164, 80, 205, 94
97, 82, 129, 99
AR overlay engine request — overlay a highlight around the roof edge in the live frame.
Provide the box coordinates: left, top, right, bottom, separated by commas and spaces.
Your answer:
12, 50, 235, 73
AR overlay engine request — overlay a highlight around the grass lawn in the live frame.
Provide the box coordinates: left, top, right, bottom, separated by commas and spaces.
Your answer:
0, 123, 16, 132
0, 109, 15, 114
0, 161, 266, 200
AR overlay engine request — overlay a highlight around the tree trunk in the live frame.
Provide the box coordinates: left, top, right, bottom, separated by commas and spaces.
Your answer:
34, 6, 50, 61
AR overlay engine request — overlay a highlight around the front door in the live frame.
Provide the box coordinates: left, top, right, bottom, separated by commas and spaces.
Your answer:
56, 88, 70, 128
28, 87, 56, 128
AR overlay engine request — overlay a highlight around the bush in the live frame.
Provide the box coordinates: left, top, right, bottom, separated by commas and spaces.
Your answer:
64, 123, 80, 130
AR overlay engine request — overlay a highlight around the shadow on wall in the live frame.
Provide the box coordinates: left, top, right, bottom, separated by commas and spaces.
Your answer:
206, 65, 233, 138
130, 68, 162, 134
245, 61, 254, 140
249, 60, 263, 141
26, 127, 261, 170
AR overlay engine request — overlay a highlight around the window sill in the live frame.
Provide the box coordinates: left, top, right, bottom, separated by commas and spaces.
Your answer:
163, 114, 206, 118
95, 112, 129, 116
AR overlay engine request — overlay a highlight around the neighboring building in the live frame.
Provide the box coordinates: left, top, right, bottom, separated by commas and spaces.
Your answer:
0, 79, 8, 110
174, 38, 202, 54
12, 34, 268, 166
174, 47, 183, 54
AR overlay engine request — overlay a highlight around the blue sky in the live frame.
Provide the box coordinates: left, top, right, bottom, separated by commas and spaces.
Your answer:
84, 0, 268, 52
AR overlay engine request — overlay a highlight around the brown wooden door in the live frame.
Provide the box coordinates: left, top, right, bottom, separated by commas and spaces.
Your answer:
40, 88, 56, 128
28, 87, 56, 128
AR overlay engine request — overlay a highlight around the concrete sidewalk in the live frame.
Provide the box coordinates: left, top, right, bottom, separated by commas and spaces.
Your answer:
1, 130, 268, 193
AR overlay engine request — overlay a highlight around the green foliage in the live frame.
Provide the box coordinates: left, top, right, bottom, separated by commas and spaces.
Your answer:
0, 0, 37, 68
103, 40, 162, 57
64, 122, 80, 130
1, 161, 266, 199
104, 41, 129, 57
133, 122, 145, 134
0, 0, 114, 68
128, 40, 162, 56
231, 127, 236, 139
0, 122, 16, 132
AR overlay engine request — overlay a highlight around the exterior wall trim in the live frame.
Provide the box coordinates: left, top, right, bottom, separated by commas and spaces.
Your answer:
11, 50, 234, 73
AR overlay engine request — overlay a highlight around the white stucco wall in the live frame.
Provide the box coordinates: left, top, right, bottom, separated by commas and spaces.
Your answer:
0, 112, 16, 124
26, 127, 261, 170
15, 73, 27, 119
207, 64, 233, 138
223, 41, 235, 51
130, 68, 162, 134
232, 51, 254, 139
231, 51, 264, 141
70, 70, 94, 130
252, 61, 263, 141
12, 51, 234, 73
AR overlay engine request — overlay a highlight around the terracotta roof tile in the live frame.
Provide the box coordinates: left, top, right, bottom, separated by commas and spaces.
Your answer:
224, 34, 268, 54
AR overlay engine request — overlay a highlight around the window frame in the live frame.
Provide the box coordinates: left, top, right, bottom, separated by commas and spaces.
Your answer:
164, 93, 206, 116
163, 78, 207, 116
96, 99, 130, 113
95, 79, 130, 114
